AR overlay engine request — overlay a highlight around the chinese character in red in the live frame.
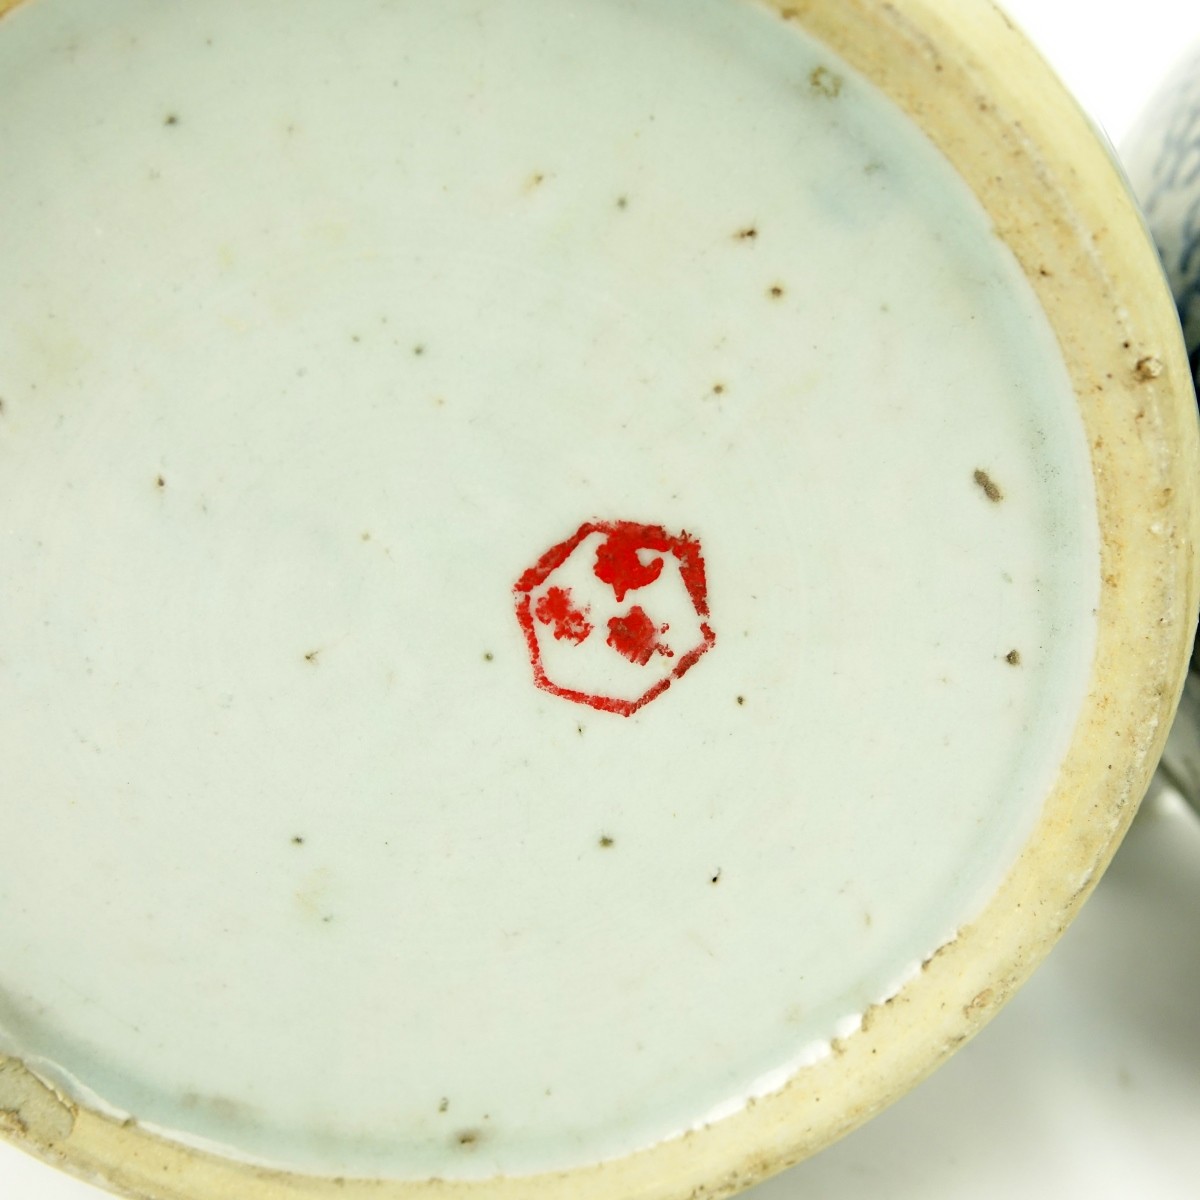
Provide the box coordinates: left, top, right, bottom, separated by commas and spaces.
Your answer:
514, 521, 715, 716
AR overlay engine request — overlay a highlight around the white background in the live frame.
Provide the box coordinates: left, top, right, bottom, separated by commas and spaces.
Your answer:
4, 0, 1200, 1196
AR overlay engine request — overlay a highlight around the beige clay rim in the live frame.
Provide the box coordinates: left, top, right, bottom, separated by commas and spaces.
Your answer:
2, 1, 1198, 1197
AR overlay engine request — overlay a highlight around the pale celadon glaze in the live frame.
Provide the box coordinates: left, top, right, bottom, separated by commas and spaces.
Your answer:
0, 0, 1098, 1182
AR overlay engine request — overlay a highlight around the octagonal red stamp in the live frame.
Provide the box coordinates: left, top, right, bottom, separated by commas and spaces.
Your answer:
514, 520, 716, 716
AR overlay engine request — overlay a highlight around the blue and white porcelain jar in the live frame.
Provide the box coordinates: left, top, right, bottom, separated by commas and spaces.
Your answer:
1126, 42, 1200, 383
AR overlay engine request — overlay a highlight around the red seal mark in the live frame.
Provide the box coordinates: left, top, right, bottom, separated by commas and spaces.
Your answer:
514, 520, 716, 716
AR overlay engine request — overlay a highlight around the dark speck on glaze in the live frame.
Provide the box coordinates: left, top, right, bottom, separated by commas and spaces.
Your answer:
973, 468, 1004, 503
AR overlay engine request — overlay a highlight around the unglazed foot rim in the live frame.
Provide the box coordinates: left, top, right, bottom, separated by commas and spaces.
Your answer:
0, 1, 1196, 1198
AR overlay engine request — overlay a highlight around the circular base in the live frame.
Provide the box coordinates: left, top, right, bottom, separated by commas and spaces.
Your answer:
0, 0, 1195, 1197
